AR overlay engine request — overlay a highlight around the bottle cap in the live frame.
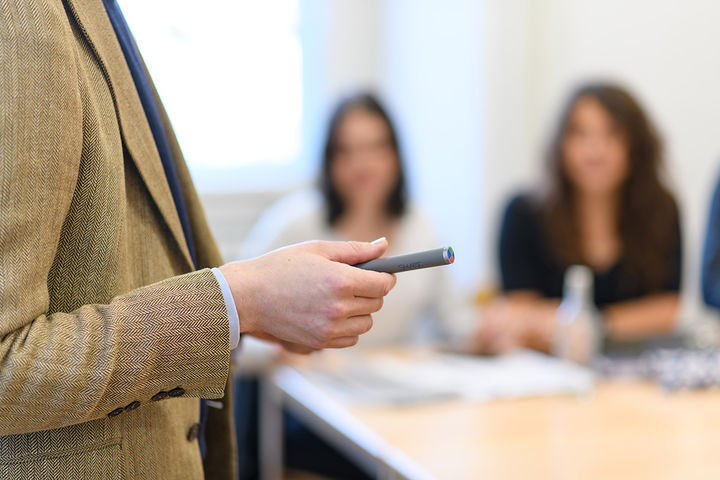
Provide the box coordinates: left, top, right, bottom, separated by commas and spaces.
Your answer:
564, 265, 593, 298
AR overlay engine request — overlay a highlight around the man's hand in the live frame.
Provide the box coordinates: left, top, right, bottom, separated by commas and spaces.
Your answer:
220, 239, 396, 349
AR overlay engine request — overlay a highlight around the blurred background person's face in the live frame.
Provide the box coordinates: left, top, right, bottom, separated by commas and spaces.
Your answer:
330, 108, 399, 213
561, 97, 630, 197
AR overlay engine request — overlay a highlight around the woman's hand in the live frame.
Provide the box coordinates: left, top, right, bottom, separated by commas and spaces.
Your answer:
472, 295, 559, 355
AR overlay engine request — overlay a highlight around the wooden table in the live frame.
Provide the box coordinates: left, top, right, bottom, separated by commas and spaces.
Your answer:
260, 356, 720, 480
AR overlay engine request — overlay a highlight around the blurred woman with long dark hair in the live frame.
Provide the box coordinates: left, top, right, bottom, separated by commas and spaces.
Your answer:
476, 83, 682, 354
245, 92, 470, 346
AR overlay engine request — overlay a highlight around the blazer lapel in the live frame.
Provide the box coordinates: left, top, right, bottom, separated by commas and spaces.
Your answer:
64, 0, 194, 271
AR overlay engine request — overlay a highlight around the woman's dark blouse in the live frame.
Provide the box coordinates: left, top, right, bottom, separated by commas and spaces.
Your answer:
499, 194, 682, 308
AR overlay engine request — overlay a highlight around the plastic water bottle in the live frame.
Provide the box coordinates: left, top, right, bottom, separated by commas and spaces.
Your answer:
553, 265, 601, 367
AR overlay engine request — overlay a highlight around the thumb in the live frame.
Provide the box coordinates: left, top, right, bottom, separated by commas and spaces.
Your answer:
320, 237, 389, 265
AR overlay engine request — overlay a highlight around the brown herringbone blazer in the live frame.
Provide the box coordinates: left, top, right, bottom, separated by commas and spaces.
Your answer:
0, 0, 237, 478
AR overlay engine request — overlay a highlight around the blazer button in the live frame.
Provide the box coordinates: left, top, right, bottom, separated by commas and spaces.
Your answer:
125, 401, 140, 411
187, 423, 201, 442
151, 391, 169, 402
168, 387, 185, 397
107, 407, 124, 418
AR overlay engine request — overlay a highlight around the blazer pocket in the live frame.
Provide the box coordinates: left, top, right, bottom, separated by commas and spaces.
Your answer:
0, 418, 123, 479
0, 442, 123, 479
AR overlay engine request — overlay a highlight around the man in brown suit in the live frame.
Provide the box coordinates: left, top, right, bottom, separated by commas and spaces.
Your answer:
0, 0, 396, 478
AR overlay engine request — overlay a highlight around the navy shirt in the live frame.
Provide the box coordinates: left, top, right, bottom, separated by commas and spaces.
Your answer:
499, 194, 682, 308
102, 0, 197, 267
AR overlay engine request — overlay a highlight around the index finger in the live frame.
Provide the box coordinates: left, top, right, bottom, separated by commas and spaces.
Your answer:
346, 267, 396, 298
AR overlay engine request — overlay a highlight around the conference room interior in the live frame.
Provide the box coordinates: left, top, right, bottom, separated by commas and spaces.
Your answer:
119, 0, 720, 478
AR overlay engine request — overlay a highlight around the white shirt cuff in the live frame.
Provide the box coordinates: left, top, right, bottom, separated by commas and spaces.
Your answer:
211, 267, 241, 350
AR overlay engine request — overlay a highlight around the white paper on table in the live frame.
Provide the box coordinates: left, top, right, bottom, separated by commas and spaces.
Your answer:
305, 350, 595, 405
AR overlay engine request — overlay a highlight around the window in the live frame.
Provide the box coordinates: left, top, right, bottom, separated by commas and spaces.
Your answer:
118, 0, 303, 191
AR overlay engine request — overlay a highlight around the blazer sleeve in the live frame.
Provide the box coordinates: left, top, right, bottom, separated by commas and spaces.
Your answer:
0, 1, 230, 436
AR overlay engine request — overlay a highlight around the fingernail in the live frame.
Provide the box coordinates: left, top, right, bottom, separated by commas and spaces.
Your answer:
371, 237, 387, 245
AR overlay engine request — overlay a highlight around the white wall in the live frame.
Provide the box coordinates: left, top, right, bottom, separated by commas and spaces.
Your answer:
480, 0, 539, 284
380, 0, 484, 290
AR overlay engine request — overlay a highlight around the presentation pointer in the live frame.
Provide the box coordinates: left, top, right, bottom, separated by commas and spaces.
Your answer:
353, 247, 455, 274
